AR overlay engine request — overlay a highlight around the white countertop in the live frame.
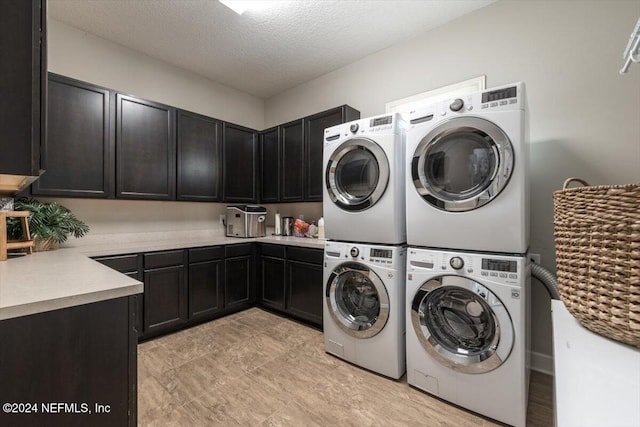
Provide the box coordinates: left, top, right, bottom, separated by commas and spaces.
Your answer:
0, 250, 143, 321
552, 300, 640, 427
0, 232, 324, 321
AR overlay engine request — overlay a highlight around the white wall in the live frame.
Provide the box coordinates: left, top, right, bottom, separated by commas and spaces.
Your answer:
49, 19, 264, 130
265, 0, 640, 367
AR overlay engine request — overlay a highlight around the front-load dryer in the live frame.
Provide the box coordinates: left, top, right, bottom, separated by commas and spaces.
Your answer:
323, 113, 406, 245
406, 247, 530, 427
323, 241, 406, 379
406, 82, 529, 253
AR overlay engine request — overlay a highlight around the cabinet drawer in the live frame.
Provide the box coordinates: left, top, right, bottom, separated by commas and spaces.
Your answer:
225, 243, 253, 258
261, 243, 285, 258
144, 250, 184, 269
287, 247, 323, 264
189, 246, 224, 263
94, 254, 139, 274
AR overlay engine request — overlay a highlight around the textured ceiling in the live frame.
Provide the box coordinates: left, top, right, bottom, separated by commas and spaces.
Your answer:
49, 0, 494, 99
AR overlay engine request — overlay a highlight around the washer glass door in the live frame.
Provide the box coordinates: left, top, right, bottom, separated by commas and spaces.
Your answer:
411, 275, 514, 374
326, 138, 389, 211
326, 262, 390, 338
411, 116, 514, 211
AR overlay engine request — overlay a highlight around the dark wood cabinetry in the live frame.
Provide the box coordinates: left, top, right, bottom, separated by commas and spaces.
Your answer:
116, 94, 176, 200
259, 105, 359, 203
188, 246, 224, 320
143, 250, 187, 335
223, 123, 258, 202
33, 74, 114, 197
177, 110, 222, 201
0, 0, 46, 186
281, 119, 305, 202
225, 244, 255, 310
0, 296, 138, 427
260, 126, 280, 203
304, 105, 360, 201
258, 244, 323, 327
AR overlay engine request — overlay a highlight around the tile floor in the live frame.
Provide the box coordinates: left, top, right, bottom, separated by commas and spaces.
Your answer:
138, 308, 553, 426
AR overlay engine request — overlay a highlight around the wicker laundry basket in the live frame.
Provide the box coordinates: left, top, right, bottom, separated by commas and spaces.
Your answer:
553, 177, 640, 348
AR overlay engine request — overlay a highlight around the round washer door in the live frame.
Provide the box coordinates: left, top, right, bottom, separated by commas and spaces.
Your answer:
326, 137, 390, 212
326, 262, 390, 338
411, 275, 514, 374
411, 116, 514, 212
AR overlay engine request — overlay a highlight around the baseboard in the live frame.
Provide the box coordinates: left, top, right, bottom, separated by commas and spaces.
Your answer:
530, 351, 554, 376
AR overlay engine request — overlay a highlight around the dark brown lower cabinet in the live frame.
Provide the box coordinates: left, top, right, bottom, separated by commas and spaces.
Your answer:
0, 296, 138, 427
224, 244, 255, 310
188, 246, 225, 320
258, 244, 323, 327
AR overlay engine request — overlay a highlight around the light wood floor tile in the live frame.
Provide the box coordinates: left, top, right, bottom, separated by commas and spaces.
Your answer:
138, 308, 554, 426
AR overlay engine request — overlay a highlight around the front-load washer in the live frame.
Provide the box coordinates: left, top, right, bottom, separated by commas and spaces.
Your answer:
406, 247, 530, 427
406, 82, 529, 253
323, 241, 406, 379
323, 112, 406, 245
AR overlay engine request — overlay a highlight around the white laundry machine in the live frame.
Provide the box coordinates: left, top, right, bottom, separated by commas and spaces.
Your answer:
323, 241, 406, 379
406, 82, 529, 253
323, 112, 406, 245
405, 247, 530, 427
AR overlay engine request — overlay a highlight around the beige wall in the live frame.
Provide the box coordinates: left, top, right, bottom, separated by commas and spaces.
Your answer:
266, 0, 640, 367
49, 19, 264, 130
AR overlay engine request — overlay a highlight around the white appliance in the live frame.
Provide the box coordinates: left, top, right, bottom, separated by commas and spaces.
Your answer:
323, 241, 406, 379
405, 82, 529, 253
323, 112, 406, 245
405, 247, 530, 427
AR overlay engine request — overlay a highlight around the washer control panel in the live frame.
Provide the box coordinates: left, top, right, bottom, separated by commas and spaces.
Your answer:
407, 249, 525, 285
324, 242, 405, 268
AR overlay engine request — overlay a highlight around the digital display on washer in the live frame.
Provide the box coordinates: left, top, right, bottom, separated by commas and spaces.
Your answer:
482, 258, 517, 272
370, 116, 392, 127
370, 248, 392, 259
481, 86, 517, 103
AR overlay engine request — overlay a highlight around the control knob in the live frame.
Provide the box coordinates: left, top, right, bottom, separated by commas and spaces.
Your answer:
449, 256, 464, 270
449, 98, 464, 112
349, 123, 359, 134
350, 247, 360, 258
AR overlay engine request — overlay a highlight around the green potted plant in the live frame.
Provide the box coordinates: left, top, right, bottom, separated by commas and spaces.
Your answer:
7, 198, 90, 251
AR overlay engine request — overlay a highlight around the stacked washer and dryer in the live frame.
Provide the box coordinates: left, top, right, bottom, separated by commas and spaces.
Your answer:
404, 82, 531, 427
321, 113, 408, 379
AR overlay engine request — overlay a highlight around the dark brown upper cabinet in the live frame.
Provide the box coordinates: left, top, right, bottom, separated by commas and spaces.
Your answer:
304, 105, 360, 201
33, 74, 114, 198
281, 119, 305, 202
176, 110, 222, 201
260, 126, 280, 203
116, 94, 176, 200
0, 0, 46, 192
223, 123, 258, 203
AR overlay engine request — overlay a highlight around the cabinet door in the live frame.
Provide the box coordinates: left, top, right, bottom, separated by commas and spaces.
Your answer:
281, 119, 304, 202
116, 94, 175, 200
304, 106, 360, 201
189, 259, 224, 320
33, 74, 113, 197
223, 123, 258, 202
225, 255, 254, 310
177, 110, 222, 201
260, 256, 286, 311
0, 0, 46, 180
143, 265, 186, 334
286, 260, 323, 327
260, 126, 280, 203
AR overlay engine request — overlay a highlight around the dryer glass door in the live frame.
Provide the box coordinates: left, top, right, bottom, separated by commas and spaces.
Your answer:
326, 138, 389, 211
411, 116, 514, 212
326, 263, 390, 338
411, 275, 514, 374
